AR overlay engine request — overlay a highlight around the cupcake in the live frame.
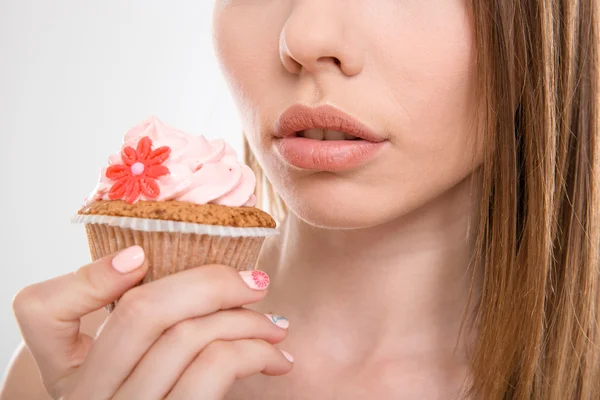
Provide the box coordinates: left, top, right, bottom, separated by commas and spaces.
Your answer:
73, 116, 277, 309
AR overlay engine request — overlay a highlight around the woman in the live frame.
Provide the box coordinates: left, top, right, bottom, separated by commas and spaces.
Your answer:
2, 0, 599, 399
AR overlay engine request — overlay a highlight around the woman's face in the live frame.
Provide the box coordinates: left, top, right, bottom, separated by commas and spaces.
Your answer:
213, 0, 480, 229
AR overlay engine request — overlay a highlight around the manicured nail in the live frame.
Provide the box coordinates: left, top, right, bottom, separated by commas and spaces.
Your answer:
265, 314, 289, 329
112, 246, 145, 273
239, 270, 270, 290
280, 349, 294, 363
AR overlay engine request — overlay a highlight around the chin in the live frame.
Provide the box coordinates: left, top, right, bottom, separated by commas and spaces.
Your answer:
291, 206, 391, 229
277, 174, 403, 230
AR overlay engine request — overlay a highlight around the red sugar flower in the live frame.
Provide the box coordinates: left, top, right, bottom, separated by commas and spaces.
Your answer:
106, 136, 171, 204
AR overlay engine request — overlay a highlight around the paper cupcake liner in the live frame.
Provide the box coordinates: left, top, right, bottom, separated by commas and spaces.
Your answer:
84, 222, 268, 312
72, 214, 279, 237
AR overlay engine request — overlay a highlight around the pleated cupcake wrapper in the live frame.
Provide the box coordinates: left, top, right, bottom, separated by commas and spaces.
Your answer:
76, 216, 277, 312
72, 214, 279, 237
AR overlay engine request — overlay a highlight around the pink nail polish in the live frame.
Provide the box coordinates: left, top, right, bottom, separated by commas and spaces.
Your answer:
112, 246, 145, 273
239, 270, 270, 290
280, 349, 294, 363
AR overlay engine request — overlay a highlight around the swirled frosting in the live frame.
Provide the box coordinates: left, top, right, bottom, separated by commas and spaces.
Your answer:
89, 116, 256, 207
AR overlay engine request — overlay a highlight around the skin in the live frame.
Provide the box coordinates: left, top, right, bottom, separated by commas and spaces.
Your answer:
217, 0, 483, 397
3, 253, 293, 400
2, 0, 484, 398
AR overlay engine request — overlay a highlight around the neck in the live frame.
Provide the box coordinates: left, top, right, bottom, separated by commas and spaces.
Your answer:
258, 171, 483, 364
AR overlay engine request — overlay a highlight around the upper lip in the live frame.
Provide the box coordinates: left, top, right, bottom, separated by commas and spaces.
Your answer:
273, 104, 385, 143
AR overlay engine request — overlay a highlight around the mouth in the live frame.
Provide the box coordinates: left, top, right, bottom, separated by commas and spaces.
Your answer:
294, 129, 363, 141
273, 104, 385, 143
273, 104, 387, 171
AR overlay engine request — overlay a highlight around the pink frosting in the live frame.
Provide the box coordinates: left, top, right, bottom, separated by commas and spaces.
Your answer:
89, 116, 257, 207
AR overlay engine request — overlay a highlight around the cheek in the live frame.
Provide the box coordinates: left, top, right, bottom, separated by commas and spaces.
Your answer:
212, 4, 284, 134
375, 1, 479, 162
213, 5, 292, 188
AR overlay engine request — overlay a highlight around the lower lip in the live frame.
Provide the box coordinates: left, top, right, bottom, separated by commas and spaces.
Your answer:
274, 137, 386, 171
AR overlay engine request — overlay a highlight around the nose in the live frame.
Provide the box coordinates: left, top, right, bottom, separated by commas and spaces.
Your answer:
279, 2, 365, 77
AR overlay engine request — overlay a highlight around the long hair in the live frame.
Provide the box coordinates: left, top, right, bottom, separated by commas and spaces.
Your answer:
244, 1, 599, 398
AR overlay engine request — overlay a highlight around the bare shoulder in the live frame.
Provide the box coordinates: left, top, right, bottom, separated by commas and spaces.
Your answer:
0, 309, 108, 400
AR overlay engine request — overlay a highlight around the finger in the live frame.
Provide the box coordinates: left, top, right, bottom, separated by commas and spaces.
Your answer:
12, 246, 147, 382
114, 308, 289, 399
165, 339, 294, 400
71, 266, 270, 397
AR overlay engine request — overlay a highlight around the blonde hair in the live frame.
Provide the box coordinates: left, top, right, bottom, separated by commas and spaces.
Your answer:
244, 138, 287, 223
244, 1, 600, 397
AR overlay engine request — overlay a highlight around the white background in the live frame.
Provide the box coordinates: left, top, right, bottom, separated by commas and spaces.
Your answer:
0, 0, 243, 376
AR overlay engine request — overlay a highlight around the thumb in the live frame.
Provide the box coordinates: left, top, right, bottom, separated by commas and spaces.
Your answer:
57, 245, 148, 320
13, 246, 147, 382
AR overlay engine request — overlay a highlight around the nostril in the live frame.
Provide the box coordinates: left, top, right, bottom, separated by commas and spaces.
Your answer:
316, 56, 342, 68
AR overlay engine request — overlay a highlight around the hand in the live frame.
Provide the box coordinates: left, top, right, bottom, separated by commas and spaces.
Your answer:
13, 246, 293, 400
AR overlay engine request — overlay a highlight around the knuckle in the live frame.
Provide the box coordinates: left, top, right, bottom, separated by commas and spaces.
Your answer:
222, 308, 261, 329
164, 319, 197, 344
113, 287, 155, 324
203, 285, 225, 311
72, 264, 108, 303
248, 338, 273, 354
12, 284, 46, 319
232, 339, 272, 369
195, 265, 237, 305
202, 340, 235, 364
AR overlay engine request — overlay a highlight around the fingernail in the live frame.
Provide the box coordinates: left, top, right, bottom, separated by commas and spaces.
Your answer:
239, 270, 270, 290
265, 314, 289, 329
280, 349, 294, 363
112, 246, 145, 273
